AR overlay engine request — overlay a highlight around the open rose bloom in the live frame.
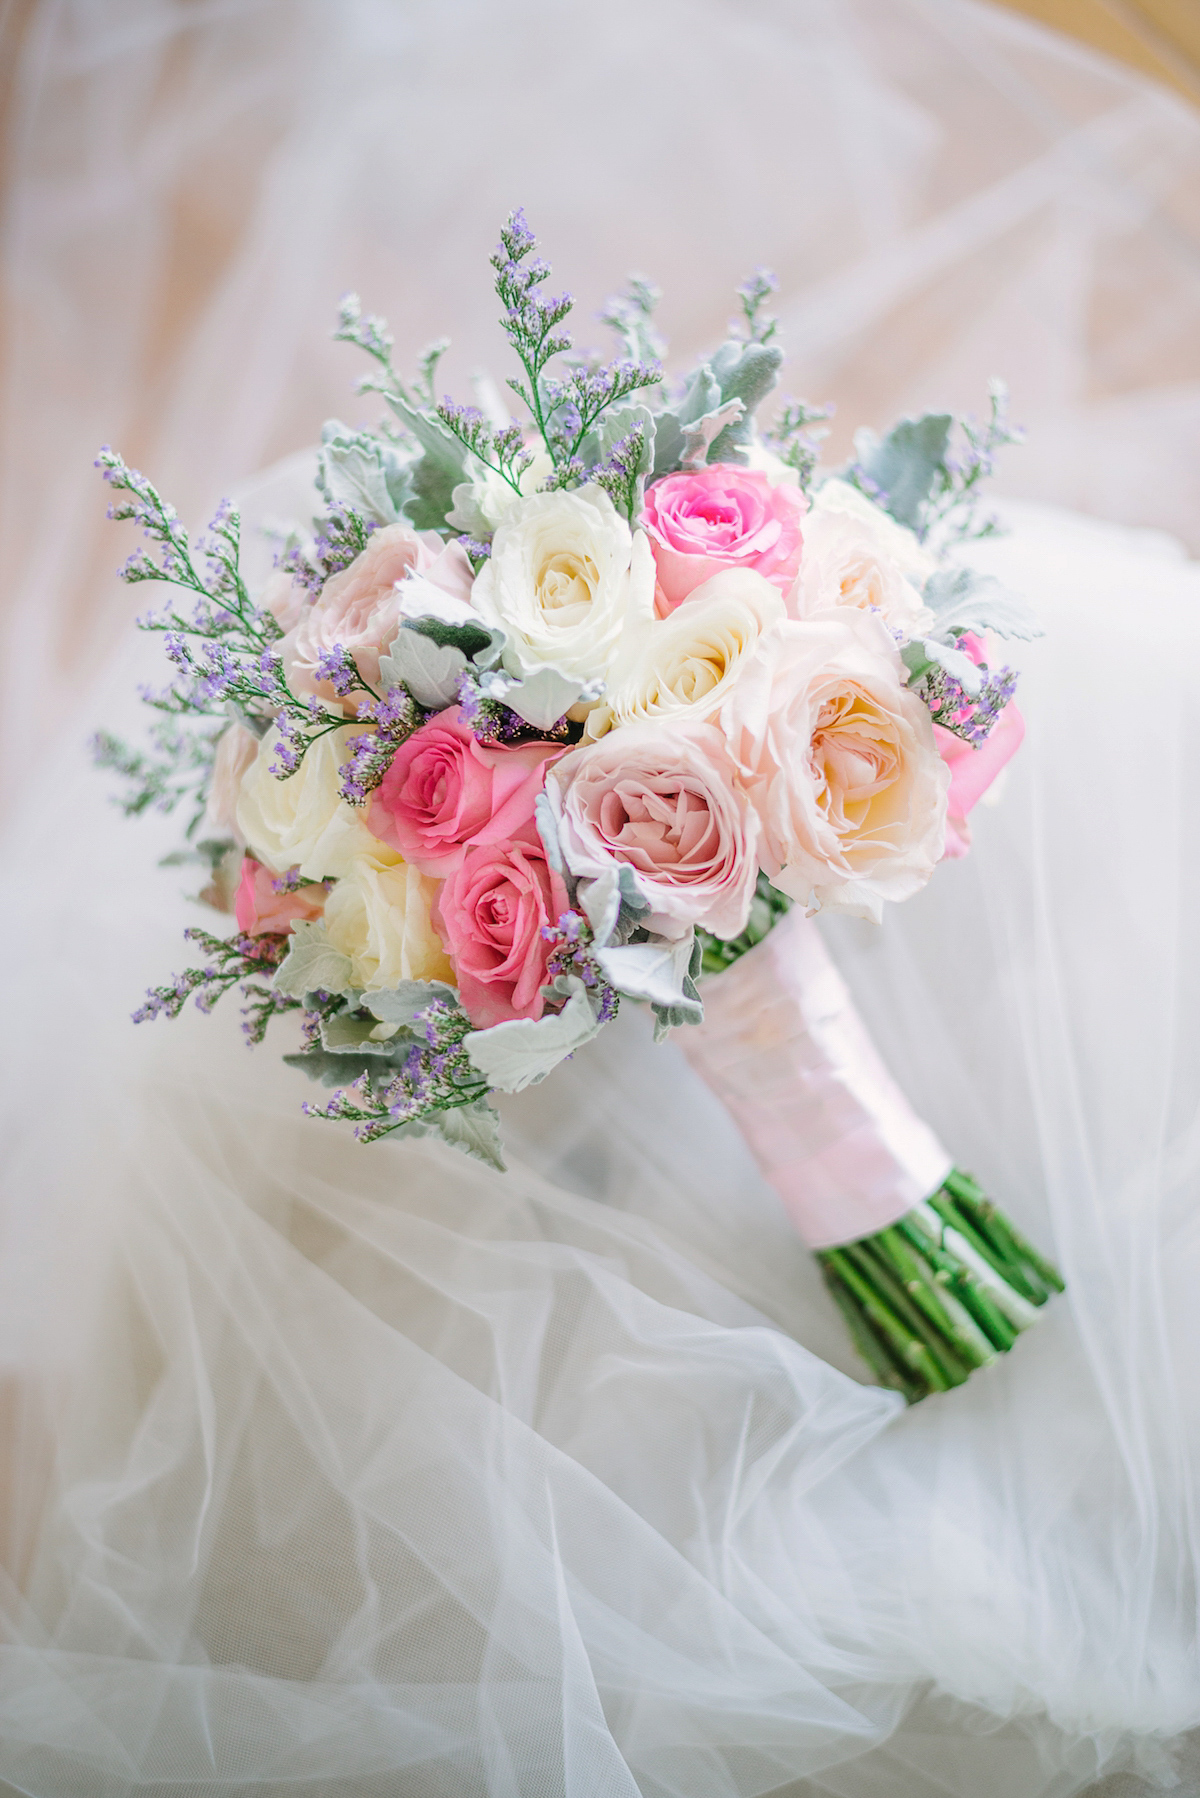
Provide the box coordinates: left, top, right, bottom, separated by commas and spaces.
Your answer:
104, 213, 1054, 1404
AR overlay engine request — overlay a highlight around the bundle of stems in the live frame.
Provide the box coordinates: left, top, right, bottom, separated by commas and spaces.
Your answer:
818, 1169, 1064, 1403
693, 882, 1064, 1404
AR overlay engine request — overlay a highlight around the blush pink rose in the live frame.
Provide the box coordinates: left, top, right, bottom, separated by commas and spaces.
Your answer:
547, 722, 760, 940
642, 464, 806, 617
234, 857, 327, 937
281, 524, 475, 707
368, 708, 562, 878
933, 636, 1025, 860
434, 837, 569, 1028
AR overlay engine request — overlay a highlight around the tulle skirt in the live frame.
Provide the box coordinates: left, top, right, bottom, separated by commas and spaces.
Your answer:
2, 501, 1199, 1795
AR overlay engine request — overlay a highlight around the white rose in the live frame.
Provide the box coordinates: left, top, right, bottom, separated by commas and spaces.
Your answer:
720, 608, 948, 924
324, 852, 453, 991
445, 448, 555, 536
794, 479, 935, 637
235, 723, 380, 880
603, 568, 784, 731
470, 485, 656, 685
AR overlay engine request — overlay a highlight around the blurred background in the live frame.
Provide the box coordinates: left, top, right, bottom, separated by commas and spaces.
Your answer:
0, 0, 1197, 799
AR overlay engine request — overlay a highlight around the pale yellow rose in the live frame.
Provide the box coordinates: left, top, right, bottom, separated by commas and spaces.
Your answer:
603, 568, 784, 732
324, 852, 453, 991
235, 723, 379, 880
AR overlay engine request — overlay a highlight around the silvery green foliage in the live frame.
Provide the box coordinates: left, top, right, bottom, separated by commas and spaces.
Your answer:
379, 604, 508, 710
318, 1013, 404, 1054
577, 863, 648, 950
652, 364, 724, 476
678, 401, 746, 471
853, 414, 954, 532
922, 567, 1042, 643
706, 340, 784, 462
379, 630, 470, 710
316, 421, 409, 526
464, 977, 602, 1093
595, 933, 703, 1039
578, 401, 656, 472
360, 981, 460, 1026
480, 665, 600, 732
653, 340, 781, 475
388, 1098, 506, 1172
272, 920, 354, 1000
385, 392, 470, 532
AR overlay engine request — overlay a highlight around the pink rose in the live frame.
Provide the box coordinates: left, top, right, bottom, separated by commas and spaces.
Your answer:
547, 722, 760, 939
933, 636, 1025, 860
642, 464, 806, 617
234, 857, 327, 937
434, 837, 569, 1028
281, 523, 474, 707
368, 707, 561, 878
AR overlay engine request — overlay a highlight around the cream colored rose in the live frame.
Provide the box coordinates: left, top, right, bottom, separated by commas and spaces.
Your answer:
235, 723, 379, 880
603, 568, 784, 732
720, 609, 948, 923
324, 851, 453, 991
470, 485, 655, 685
205, 722, 260, 843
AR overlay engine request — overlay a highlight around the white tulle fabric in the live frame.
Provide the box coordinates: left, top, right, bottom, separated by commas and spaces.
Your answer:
680, 911, 953, 1248
3, 2, 1200, 1792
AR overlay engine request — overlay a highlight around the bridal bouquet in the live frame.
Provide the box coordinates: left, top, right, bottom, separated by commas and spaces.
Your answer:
95, 210, 1061, 1401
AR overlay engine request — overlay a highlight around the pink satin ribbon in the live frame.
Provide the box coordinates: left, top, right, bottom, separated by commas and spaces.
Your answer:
679, 909, 953, 1249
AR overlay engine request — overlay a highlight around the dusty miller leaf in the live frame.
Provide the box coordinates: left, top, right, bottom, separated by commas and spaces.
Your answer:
854, 413, 953, 531
706, 341, 783, 461
316, 422, 408, 525
923, 568, 1042, 642
360, 980, 460, 1027
399, 1099, 506, 1172
273, 920, 354, 1000
386, 393, 469, 532
464, 978, 601, 1093
378, 629, 467, 709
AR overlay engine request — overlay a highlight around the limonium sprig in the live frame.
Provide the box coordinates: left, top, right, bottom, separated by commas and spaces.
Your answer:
302, 999, 490, 1144
279, 505, 377, 596
131, 927, 293, 1025
91, 719, 225, 837
541, 911, 620, 1025
96, 449, 352, 775
434, 402, 535, 496
924, 379, 1025, 546
489, 208, 662, 470
731, 266, 780, 345
764, 398, 835, 492
598, 275, 664, 365
920, 661, 1020, 746
591, 422, 648, 525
